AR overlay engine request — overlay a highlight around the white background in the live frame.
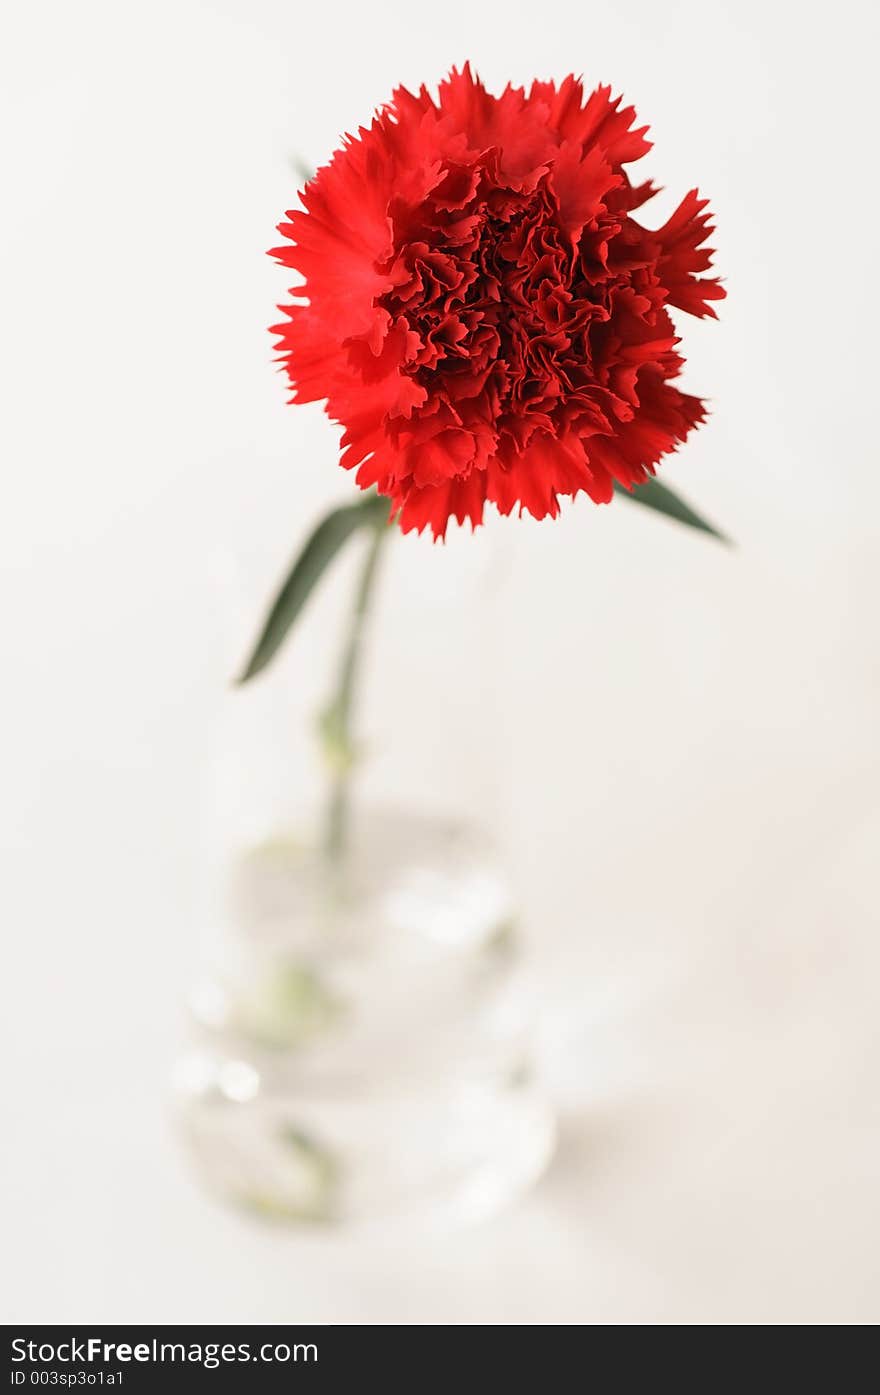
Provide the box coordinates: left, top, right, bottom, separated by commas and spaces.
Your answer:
2, 0, 879, 1323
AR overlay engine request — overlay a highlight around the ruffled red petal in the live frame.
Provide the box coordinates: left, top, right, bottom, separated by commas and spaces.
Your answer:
271, 67, 724, 537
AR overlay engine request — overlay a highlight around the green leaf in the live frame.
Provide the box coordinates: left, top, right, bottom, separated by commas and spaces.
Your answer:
237, 493, 388, 683
613, 478, 729, 543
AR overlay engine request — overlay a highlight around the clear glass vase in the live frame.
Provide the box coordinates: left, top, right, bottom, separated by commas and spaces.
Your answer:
174, 511, 555, 1228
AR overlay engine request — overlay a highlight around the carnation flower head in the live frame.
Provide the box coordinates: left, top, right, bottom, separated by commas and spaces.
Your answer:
271, 65, 724, 538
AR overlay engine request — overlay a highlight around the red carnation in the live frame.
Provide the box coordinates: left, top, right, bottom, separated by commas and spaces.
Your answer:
271, 66, 724, 538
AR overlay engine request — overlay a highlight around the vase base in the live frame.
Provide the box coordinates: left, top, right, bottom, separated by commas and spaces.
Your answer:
176, 808, 554, 1229
176, 1054, 555, 1231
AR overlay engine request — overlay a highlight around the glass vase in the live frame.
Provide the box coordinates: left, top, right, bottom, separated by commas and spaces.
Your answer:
173, 511, 555, 1228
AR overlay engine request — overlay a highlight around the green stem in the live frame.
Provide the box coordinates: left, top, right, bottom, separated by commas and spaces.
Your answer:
320, 516, 388, 861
